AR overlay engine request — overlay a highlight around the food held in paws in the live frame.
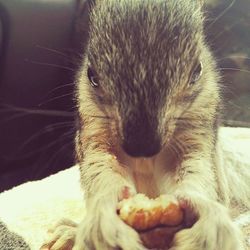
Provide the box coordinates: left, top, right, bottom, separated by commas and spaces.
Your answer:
117, 194, 184, 231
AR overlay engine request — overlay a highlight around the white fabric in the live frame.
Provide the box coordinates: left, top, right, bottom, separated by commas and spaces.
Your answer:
0, 166, 85, 249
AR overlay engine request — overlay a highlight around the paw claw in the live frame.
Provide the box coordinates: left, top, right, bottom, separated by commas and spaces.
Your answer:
178, 198, 198, 228
170, 194, 245, 250
41, 219, 77, 250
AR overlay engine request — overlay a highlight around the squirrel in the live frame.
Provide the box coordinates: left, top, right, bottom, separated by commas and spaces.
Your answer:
42, 0, 249, 250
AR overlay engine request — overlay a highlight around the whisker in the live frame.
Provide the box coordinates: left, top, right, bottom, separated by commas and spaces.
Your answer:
168, 143, 182, 161
38, 93, 74, 107
174, 116, 240, 125
24, 59, 76, 72
174, 117, 211, 124
41, 128, 75, 166
217, 56, 250, 62
219, 83, 240, 99
14, 138, 63, 159
172, 137, 186, 155
207, 0, 236, 29
0, 104, 74, 118
19, 122, 75, 151
174, 116, 249, 129
15, 128, 75, 159
36, 45, 72, 59
35, 45, 84, 71
212, 18, 244, 42
1, 113, 32, 123
222, 120, 250, 127
89, 115, 112, 120
43, 82, 75, 97
226, 100, 250, 111
46, 142, 74, 170
33, 139, 74, 178
219, 67, 250, 75
36, 45, 84, 61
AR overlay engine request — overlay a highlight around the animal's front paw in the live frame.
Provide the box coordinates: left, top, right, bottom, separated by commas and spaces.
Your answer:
73, 209, 145, 250
40, 218, 77, 250
169, 197, 244, 250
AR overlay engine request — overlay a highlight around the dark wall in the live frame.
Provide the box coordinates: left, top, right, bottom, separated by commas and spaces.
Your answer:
0, 0, 86, 191
206, 0, 250, 126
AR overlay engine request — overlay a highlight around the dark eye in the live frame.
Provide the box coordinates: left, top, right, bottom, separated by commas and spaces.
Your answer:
190, 62, 203, 84
87, 67, 99, 87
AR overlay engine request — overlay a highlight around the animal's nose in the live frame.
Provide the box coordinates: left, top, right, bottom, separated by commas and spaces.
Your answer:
121, 119, 161, 157
121, 106, 161, 157
122, 138, 161, 157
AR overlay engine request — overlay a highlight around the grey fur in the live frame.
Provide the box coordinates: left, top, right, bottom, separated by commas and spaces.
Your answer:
87, 0, 211, 156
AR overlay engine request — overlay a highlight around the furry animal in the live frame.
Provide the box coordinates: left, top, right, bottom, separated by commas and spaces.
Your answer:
42, 0, 250, 249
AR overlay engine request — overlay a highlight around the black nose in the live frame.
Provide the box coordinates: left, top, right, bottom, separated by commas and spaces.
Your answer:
122, 117, 162, 157
121, 105, 161, 157
122, 139, 161, 157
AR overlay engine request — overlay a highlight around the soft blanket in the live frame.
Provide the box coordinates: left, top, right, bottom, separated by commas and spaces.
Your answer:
0, 127, 249, 250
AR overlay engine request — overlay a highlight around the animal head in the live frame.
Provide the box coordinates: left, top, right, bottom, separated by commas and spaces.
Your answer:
78, 0, 219, 157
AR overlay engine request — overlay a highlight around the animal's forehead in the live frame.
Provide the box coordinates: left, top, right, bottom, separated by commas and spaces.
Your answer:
89, 0, 203, 70
88, 0, 203, 104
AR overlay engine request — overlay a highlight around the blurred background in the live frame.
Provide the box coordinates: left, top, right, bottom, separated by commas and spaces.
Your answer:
206, 0, 250, 127
0, 0, 249, 191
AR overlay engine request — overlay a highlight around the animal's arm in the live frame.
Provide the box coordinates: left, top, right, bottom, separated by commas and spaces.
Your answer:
170, 125, 220, 207
75, 124, 135, 208
73, 125, 144, 250
163, 128, 244, 250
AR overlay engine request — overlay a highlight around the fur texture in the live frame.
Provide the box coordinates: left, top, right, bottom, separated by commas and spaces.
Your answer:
45, 0, 250, 249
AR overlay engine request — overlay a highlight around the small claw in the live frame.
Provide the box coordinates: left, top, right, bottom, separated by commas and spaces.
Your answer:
118, 186, 136, 201
178, 198, 198, 228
